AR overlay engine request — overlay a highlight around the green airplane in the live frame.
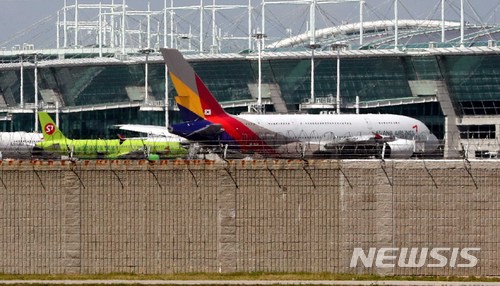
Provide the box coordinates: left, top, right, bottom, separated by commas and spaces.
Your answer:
36, 112, 188, 160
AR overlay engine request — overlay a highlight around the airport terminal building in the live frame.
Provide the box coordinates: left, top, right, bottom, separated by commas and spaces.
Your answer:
0, 1, 499, 158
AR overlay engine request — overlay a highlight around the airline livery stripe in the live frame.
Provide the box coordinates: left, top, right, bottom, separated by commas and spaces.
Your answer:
195, 75, 227, 117
170, 72, 206, 120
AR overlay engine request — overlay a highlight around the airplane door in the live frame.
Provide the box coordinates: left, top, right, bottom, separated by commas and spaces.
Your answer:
364, 116, 373, 131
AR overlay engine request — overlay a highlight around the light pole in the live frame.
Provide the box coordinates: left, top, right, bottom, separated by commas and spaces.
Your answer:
165, 63, 169, 128
441, 0, 445, 43
122, 0, 126, 55
253, 32, 266, 113
331, 43, 348, 114
139, 48, 155, 105
307, 43, 321, 104
394, 0, 398, 49
460, 0, 464, 47
19, 53, 42, 130
19, 55, 24, 108
34, 54, 40, 132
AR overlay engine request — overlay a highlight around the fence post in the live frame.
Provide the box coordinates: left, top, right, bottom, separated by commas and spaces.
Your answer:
62, 165, 83, 274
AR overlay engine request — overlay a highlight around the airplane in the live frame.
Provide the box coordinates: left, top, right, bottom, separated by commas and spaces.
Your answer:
36, 112, 188, 160
0, 132, 43, 159
161, 48, 440, 159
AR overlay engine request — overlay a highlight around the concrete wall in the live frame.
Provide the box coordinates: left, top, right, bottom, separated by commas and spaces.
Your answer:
0, 159, 498, 276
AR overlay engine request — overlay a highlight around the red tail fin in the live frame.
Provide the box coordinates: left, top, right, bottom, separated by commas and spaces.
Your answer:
161, 48, 227, 122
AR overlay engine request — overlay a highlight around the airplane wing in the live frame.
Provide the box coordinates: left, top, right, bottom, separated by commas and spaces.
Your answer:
322, 133, 415, 159
114, 124, 188, 142
323, 133, 394, 148
112, 143, 187, 160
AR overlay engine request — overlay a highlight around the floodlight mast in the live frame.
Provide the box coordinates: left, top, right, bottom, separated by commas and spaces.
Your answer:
253, 32, 267, 113
98, 2, 103, 58
34, 54, 39, 132
111, 0, 115, 48
359, 0, 364, 46
18, 53, 42, 131
308, 44, 321, 104
75, 0, 79, 47
122, 0, 126, 55
19, 55, 24, 108
310, 0, 317, 44
248, 0, 252, 50
441, 0, 445, 42
147, 1, 151, 49
63, 0, 68, 48
331, 43, 348, 114
54, 1, 258, 56
460, 0, 464, 47
336, 48, 340, 113
200, 0, 204, 52
261, 0, 362, 48
164, 0, 173, 127
308, 0, 319, 104
394, 0, 398, 49
165, 63, 169, 128
261, 0, 362, 106
57, 10, 61, 49
212, 0, 217, 53
139, 48, 155, 105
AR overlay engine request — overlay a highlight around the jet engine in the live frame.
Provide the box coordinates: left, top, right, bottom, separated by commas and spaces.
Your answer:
385, 139, 415, 159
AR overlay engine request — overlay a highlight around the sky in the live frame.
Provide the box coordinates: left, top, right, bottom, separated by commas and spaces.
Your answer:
0, 0, 498, 49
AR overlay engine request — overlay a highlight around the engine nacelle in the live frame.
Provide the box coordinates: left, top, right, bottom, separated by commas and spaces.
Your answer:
385, 139, 415, 159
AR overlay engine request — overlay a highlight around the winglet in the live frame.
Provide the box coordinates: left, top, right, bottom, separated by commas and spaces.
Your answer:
160, 48, 228, 122
38, 112, 66, 141
117, 134, 126, 145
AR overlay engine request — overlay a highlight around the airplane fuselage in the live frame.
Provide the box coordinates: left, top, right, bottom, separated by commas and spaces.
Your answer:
171, 113, 439, 158
36, 138, 186, 159
236, 113, 430, 142
0, 132, 43, 159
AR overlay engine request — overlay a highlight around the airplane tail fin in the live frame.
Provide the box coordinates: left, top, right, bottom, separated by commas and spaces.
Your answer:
38, 112, 66, 141
161, 48, 228, 122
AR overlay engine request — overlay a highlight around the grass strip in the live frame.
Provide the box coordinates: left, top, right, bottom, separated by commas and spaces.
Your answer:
0, 272, 499, 282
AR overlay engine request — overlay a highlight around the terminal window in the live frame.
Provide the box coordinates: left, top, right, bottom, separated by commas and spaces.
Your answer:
458, 125, 496, 139
460, 101, 500, 115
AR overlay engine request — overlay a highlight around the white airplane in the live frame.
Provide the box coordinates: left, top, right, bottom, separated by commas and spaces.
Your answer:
160, 48, 440, 159
0, 132, 44, 159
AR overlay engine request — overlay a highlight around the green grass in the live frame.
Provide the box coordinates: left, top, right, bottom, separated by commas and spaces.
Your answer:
0, 272, 499, 282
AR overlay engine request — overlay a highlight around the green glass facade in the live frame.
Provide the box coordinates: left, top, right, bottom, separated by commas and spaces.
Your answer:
442, 55, 500, 115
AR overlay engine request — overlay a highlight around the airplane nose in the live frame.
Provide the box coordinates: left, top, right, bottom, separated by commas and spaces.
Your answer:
425, 133, 440, 153
414, 129, 440, 155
